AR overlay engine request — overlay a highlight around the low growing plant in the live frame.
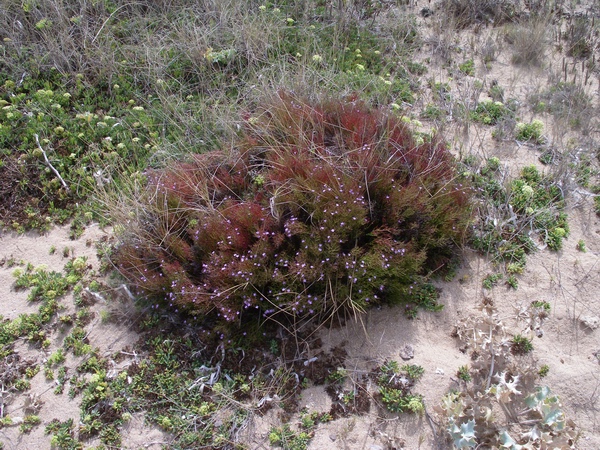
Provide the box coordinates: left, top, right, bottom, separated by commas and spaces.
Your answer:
376, 360, 424, 414
437, 300, 578, 448
515, 119, 544, 144
506, 274, 518, 289
269, 423, 311, 450
511, 334, 533, 355
379, 388, 424, 414
327, 367, 348, 384
20, 415, 41, 433
456, 365, 471, 383
482, 273, 503, 290
45, 419, 82, 450
470, 100, 513, 125
458, 59, 475, 76
470, 163, 568, 276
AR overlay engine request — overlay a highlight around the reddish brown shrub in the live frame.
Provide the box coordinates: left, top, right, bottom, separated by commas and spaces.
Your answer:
113, 93, 473, 328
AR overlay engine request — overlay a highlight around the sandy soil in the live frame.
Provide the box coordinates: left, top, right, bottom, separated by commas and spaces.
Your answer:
0, 225, 167, 450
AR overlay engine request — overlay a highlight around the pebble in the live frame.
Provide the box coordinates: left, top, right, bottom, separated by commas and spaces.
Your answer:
581, 315, 600, 330
399, 344, 414, 360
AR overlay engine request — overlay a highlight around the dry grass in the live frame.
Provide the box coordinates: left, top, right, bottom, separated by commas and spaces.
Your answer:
505, 15, 551, 67
440, 0, 522, 29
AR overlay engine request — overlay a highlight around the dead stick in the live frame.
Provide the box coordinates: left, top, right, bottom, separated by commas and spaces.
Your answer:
486, 324, 495, 391
424, 406, 444, 450
34, 134, 70, 193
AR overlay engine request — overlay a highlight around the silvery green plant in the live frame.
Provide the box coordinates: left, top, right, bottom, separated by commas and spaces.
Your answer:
436, 300, 578, 448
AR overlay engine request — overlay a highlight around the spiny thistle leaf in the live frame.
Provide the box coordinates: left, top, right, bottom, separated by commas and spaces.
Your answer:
499, 430, 523, 449
524, 385, 551, 408
449, 418, 477, 448
541, 403, 565, 429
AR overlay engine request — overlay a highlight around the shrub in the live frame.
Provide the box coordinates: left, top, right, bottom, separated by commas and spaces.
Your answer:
566, 15, 595, 58
529, 82, 593, 131
515, 120, 544, 144
470, 100, 513, 125
112, 93, 472, 329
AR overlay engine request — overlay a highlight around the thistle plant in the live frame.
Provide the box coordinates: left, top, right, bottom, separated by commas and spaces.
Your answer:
436, 300, 578, 448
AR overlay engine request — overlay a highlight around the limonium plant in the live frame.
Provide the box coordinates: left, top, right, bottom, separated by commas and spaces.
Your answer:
113, 92, 473, 329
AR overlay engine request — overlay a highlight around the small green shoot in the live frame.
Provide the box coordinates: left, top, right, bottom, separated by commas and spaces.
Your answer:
538, 365, 550, 378
457, 366, 471, 383
483, 273, 503, 289
459, 59, 475, 76
511, 334, 533, 355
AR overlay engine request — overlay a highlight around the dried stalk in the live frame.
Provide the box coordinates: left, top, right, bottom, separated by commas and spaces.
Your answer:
34, 134, 70, 193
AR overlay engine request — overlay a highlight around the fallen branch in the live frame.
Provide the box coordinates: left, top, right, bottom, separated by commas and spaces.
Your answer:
424, 406, 445, 450
486, 324, 495, 391
34, 134, 70, 193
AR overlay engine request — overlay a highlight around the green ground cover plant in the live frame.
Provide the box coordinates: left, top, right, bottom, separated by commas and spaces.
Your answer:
0, 258, 90, 360
470, 100, 514, 125
459, 59, 475, 76
469, 159, 568, 280
0, 74, 159, 233
456, 365, 471, 383
269, 410, 331, 450
269, 423, 311, 450
376, 360, 425, 414
112, 92, 473, 331
515, 119, 544, 144
52, 316, 303, 449
511, 334, 534, 355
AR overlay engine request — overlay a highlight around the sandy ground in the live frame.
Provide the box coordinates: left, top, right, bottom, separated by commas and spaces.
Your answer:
0, 225, 167, 450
